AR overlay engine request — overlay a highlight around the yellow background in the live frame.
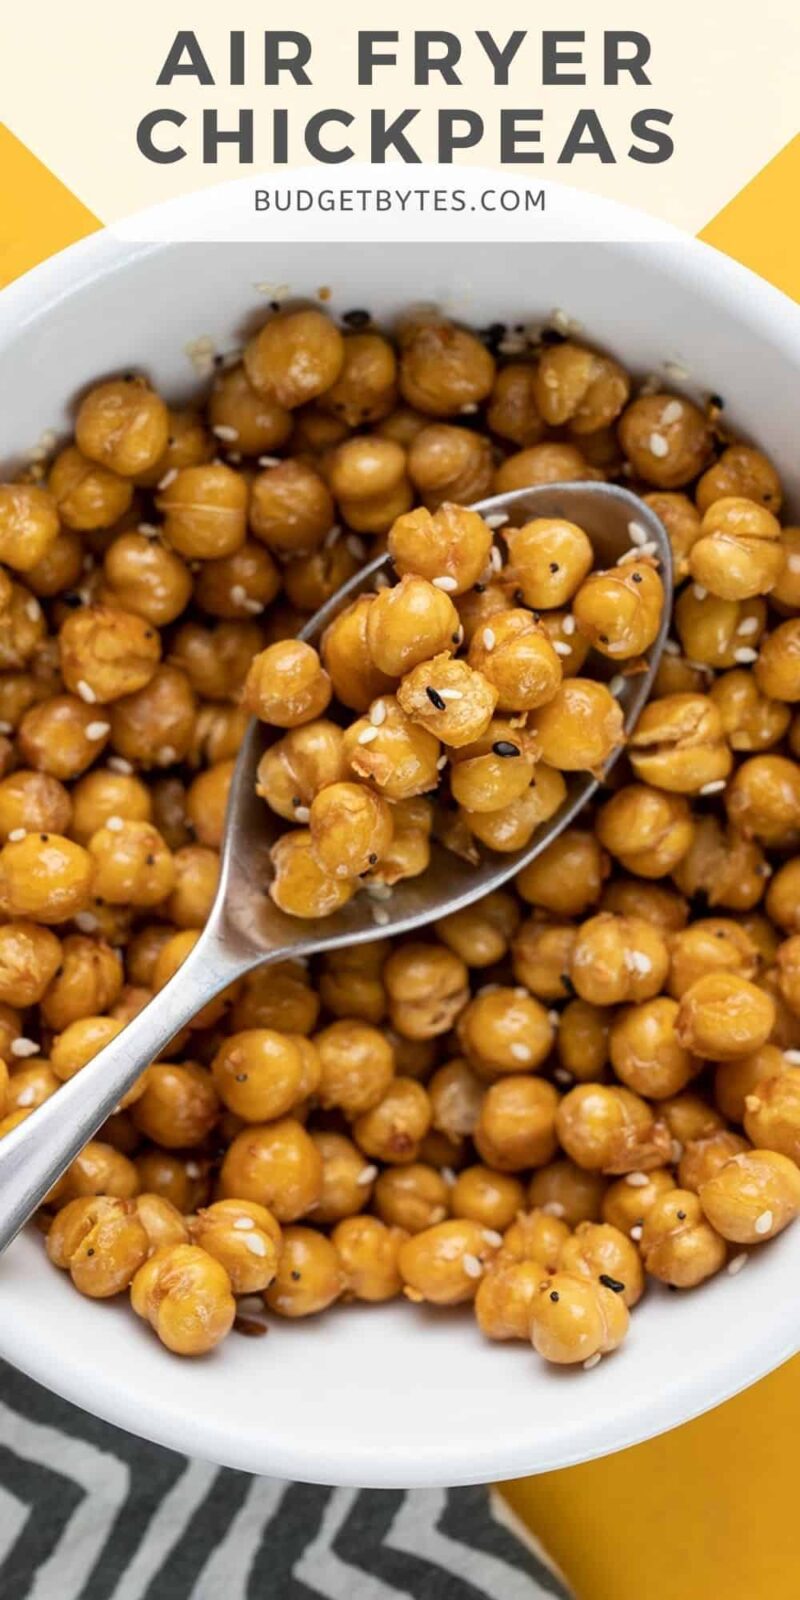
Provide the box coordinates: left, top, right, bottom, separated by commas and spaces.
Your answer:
2, 120, 800, 1600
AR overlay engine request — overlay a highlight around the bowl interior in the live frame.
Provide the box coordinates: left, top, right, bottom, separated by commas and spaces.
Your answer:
1, 228, 800, 1485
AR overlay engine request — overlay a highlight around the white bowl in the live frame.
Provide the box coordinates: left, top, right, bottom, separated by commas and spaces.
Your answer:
1, 181, 799, 1487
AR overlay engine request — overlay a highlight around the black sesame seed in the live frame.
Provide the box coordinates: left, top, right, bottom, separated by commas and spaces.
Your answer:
474, 582, 485, 594
145, 854, 155, 866
549, 562, 559, 573
40, 833, 48, 842
269, 300, 282, 312
677, 1209, 687, 1221
709, 393, 724, 410
560, 972, 576, 997
599, 635, 609, 644
426, 686, 446, 711
452, 632, 461, 643
631, 571, 643, 583
343, 309, 371, 329
291, 1269, 302, 1281
235, 1072, 248, 1082
599, 1274, 625, 1294
62, 592, 82, 608
86, 1247, 95, 1256
492, 741, 520, 758
122, 371, 136, 382
291, 796, 302, 808
368, 853, 378, 865
541, 327, 567, 346
549, 1290, 560, 1302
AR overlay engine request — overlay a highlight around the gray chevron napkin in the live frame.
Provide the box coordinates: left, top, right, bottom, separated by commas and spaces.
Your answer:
0, 1361, 571, 1600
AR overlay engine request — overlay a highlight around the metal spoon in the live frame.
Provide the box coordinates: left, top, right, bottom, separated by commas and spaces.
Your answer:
0, 482, 671, 1252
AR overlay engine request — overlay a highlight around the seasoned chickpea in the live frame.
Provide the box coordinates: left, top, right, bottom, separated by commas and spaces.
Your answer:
389, 502, 493, 596
320, 331, 397, 426
557, 1083, 670, 1174
486, 363, 545, 446
397, 655, 497, 748
244, 641, 331, 729
0, 770, 72, 841
709, 670, 790, 753
398, 1217, 498, 1304
0, 482, 60, 572
668, 918, 758, 1001
329, 435, 406, 504
321, 595, 395, 713
726, 755, 800, 845
25, 528, 84, 598
135, 1150, 210, 1213
50, 1013, 126, 1084
475, 1076, 558, 1171
642, 492, 702, 581
503, 518, 592, 610
640, 1190, 726, 1287
76, 378, 169, 477
269, 829, 355, 919
494, 442, 598, 495
109, 666, 196, 770
602, 1168, 675, 1235
309, 781, 394, 878
408, 424, 493, 510
244, 309, 344, 408
609, 998, 696, 1101
365, 577, 459, 680
49, 1140, 139, 1205
742, 1066, 800, 1162
59, 604, 160, 705
619, 394, 712, 487
344, 698, 441, 802
208, 363, 292, 455
219, 1118, 322, 1220
352, 1078, 431, 1164
678, 1129, 751, 1192
570, 913, 668, 1007
559, 1220, 643, 1308
501, 1208, 569, 1270
87, 819, 174, 907
311, 1132, 375, 1224
0, 580, 46, 671
425, 1058, 481, 1145
131, 1243, 235, 1354
529, 1160, 607, 1227
47, 1196, 149, 1298
530, 1271, 629, 1364
154, 463, 247, 561
250, 459, 335, 557
556, 999, 609, 1083
450, 1165, 525, 1231
374, 1163, 450, 1233
462, 767, 567, 853
512, 921, 576, 1002
256, 722, 345, 824
528, 680, 624, 773
516, 830, 608, 919
190, 702, 248, 767
690, 497, 783, 601
283, 540, 359, 614
69, 769, 152, 846
314, 1019, 394, 1117
211, 1029, 306, 1122
131, 1063, 218, 1148
770, 526, 800, 612
700, 1149, 800, 1244
449, 720, 540, 813
467, 610, 562, 713
383, 942, 468, 1041
755, 619, 800, 704
185, 760, 235, 850
672, 815, 767, 912
532, 342, 629, 433
628, 694, 731, 795
190, 1199, 281, 1294
0, 919, 61, 1005
17, 694, 109, 781
675, 588, 766, 670
574, 560, 664, 659
102, 533, 193, 627
696, 443, 782, 515
435, 891, 520, 968
399, 321, 495, 417
164, 845, 219, 929
676, 972, 775, 1059
333, 1215, 405, 1302
171, 618, 264, 701
0, 832, 92, 924
601, 879, 688, 932
193, 541, 281, 622
661, 1093, 725, 1148
6, 1060, 60, 1114
455, 580, 514, 649
135, 407, 214, 489
135, 1193, 189, 1253
475, 1257, 544, 1341
596, 785, 694, 878
263, 1226, 344, 1317
318, 942, 387, 1025
714, 1044, 786, 1124
49, 445, 133, 530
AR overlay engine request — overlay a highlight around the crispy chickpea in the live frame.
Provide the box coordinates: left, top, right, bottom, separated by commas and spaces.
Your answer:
131, 1243, 235, 1354
494, 442, 599, 495
398, 1217, 498, 1304
398, 321, 495, 417
208, 363, 292, 455
383, 942, 469, 1041
244, 309, 344, 408
455, 581, 513, 650
389, 502, 493, 597
50, 1140, 139, 1205
17, 694, 110, 781
676, 972, 775, 1059
0, 769, 72, 841
485, 363, 545, 447
699, 1149, 800, 1244
435, 890, 520, 968
190, 703, 248, 767
516, 829, 608, 919
503, 518, 592, 610
344, 697, 440, 802
475, 1076, 558, 1171
76, 378, 169, 477
709, 670, 790, 753
282, 540, 359, 614
690, 497, 783, 601
609, 998, 697, 1101
397, 655, 497, 750
50, 1013, 126, 1084
619, 394, 712, 488
533, 341, 629, 433
321, 595, 395, 713
475, 1258, 544, 1341
642, 492, 702, 581
263, 1226, 343, 1317
131, 1063, 218, 1148
574, 560, 664, 659
426, 1057, 482, 1143
742, 1066, 800, 1162
672, 815, 767, 911
318, 942, 387, 1024
190, 1199, 281, 1294
211, 1029, 307, 1122
49, 446, 133, 531
502, 1208, 569, 1269
0, 832, 92, 924
47, 1196, 149, 1298
68, 769, 152, 846
256, 721, 346, 823
640, 1189, 726, 1287
0, 581, 46, 672
135, 407, 214, 489
25, 527, 84, 598
320, 331, 397, 426
529, 679, 624, 773
714, 1044, 786, 1124
329, 435, 406, 504
365, 576, 459, 679
6, 1062, 60, 1114
408, 424, 493, 510
462, 766, 567, 853
628, 693, 732, 795
244, 641, 331, 729
333, 1215, 405, 1302
87, 819, 174, 907
102, 533, 193, 627
374, 1163, 450, 1233
668, 919, 758, 1001
269, 830, 355, 919
602, 1168, 675, 1235
726, 755, 800, 845
512, 921, 576, 1002
314, 1019, 394, 1117
309, 781, 394, 879
559, 1220, 643, 1308
219, 1118, 322, 1221
0, 920, 61, 1005
352, 1078, 431, 1164
675, 588, 767, 670
59, 604, 160, 706
155, 463, 247, 561
596, 785, 694, 878
250, 459, 335, 557
311, 1132, 375, 1224
556, 1083, 670, 1174
678, 1129, 751, 1192
530, 1271, 629, 1364
529, 1160, 607, 1227
696, 443, 782, 515
194, 541, 281, 621
450, 1165, 525, 1231
770, 526, 800, 612
755, 619, 800, 704
171, 619, 264, 702
766, 861, 800, 937
135, 1150, 210, 1213
557, 999, 610, 1083
467, 610, 562, 713
661, 1093, 725, 1147
570, 913, 669, 1006
135, 1193, 189, 1253
185, 761, 234, 851
601, 878, 688, 932
449, 720, 540, 813
0, 483, 60, 572
165, 845, 219, 929
110, 666, 196, 770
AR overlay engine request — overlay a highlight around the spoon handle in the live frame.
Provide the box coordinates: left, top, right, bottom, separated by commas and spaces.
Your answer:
0, 929, 247, 1256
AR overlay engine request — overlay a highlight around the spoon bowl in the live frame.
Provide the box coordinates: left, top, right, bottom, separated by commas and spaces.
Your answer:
0, 479, 671, 1252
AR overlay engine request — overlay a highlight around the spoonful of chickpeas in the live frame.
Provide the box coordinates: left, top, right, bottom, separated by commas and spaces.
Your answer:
0, 473, 671, 1251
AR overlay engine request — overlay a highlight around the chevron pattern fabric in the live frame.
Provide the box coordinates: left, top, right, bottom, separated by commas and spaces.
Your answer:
0, 1361, 570, 1600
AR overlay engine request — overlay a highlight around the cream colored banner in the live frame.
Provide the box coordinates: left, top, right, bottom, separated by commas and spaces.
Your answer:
1, 0, 798, 237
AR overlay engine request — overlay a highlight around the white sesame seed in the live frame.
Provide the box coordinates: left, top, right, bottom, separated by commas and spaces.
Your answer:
554, 1068, 573, 1086
609, 675, 626, 697
687, 659, 712, 674
366, 882, 392, 901
788, 552, 800, 574
482, 627, 496, 651
734, 647, 758, 664
498, 336, 527, 356
76, 680, 97, 704
243, 599, 264, 615
108, 757, 134, 774
671, 1139, 684, 1164
257, 455, 281, 468
372, 905, 390, 926
625, 950, 652, 975
253, 282, 289, 299
489, 546, 503, 573
158, 468, 178, 491
212, 424, 239, 443
542, 1201, 566, 1218
293, 805, 310, 823
324, 524, 342, 549
648, 433, 669, 458
11, 1038, 38, 1058
482, 1230, 503, 1247
485, 511, 509, 530
358, 725, 379, 745
105, 816, 124, 833
551, 307, 581, 335
232, 1216, 255, 1230
660, 400, 684, 425
357, 1165, 378, 1186
439, 688, 463, 701
562, 614, 576, 635
754, 1210, 773, 1236
625, 1171, 649, 1188
462, 1253, 483, 1279
15, 1085, 36, 1107
547, 1010, 560, 1027
185, 1161, 201, 1178
630, 1224, 644, 1241
74, 912, 98, 933
436, 755, 448, 770
663, 639, 680, 656
727, 1253, 749, 1276
0, 722, 12, 735
245, 1234, 269, 1257
663, 360, 690, 382
783, 1050, 800, 1065
86, 721, 110, 740
441, 1167, 457, 1186
616, 547, 642, 567
553, 640, 572, 657
736, 616, 759, 637
583, 1353, 602, 1371
346, 535, 366, 560
628, 521, 650, 546
433, 575, 458, 593
692, 584, 707, 601
370, 700, 387, 727
137, 522, 159, 537
25, 599, 40, 622
510, 1042, 532, 1062
7, 829, 26, 843
460, 402, 479, 415
699, 779, 726, 795
230, 584, 248, 606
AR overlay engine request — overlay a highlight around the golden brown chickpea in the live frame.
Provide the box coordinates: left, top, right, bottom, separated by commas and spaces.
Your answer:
628, 693, 731, 795
619, 394, 712, 488
321, 595, 395, 713
375, 404, 427, 450
690, 497, 783, 601
672, 815, 767, 912
596, 785, 694, 879
455, 581, 514, 650
0, 832, 92, 924
17, 694, 109, 780
754, 619, 800, 704
742, 1066, 800, 1162
155, 463, 247, 561
244, 309, 344, 408
184, 761, 234, 851
461, 767, 567, 854
244, 640, 332, 729
6, 1062, 60, 1114
535, 609, 591, 677
511, 921, 577, 1002
320, 331, 397, 426
135, 1193, 189, 1253
194, 541, 281, 621
575, 560, 664, 660
333, 1215, 406, 1302
47, 1196, 150, 1298
675, 588, 767, 670
87, 819, 174, 908
249, 458, 335, 557
131, 1062, 219, 1148
601, 1168, 675, 1235
134, 407, 215, 490
318, 942, 387, 1025
678, 1129, 751, 1192
310, 1131, 375, 1224
329, 434, 406, 502
190, 1199, 281, 1294
282, 539, 359, 615
25, 527, 84, 599
516, 830, 609, 919
0, 582, 46, 673
714, 1044, 786, 1124
570, 913, 669, 1007
467, 610, 562, 714
676, 972, 775, 1059
0, 769, 72, 841
765, 862, 800, 938
50, 1140, 139, 1205
475, 1075, 559, 1171
102, 532, 192, 627
190, 702, 248, 768
365, 576, 459, 680
435, 890, 520, 968
609, 997, 697, 1101
652, 654, 709, 705
68, 769, 152, 846
131, 1242, 235, 1354
110, 666, 197, 770
642, 492, 702, 581
425, 1058, 481, 1143
556, 1083, 670, 1174
660, 1093, 725, 1147
208, 363, 292, 456
219, 1117, 322, 1221
494, 441, 599, 495
135, 1150, 210, 1213
503, 518, 592, 610
475, 1257, 544, 1341
770, 526, 800, 611
268, 830, 355, 919
50, 1013, 126, 1084
397, 656, 497, 751
76, 378, 169, 477
0, 482, 60, 572
352, 1077, 431, 1164
485, 363, 545, 447
59, 604, 160, 706
696, 443, 782, 515
398, 1216, 498, 1304
709, 670, 790, 753
164, 845, 219, 930
313, 1019, 395, 1117
601, 879, 688, 932
391, 502, 494, 597
398, 321, 495, 417
0, 1000, 24, 1060
530, 1270, 629, 1364
256, 722, 346, 824
529, 1159, 607, 1227
374, 1163, 450, 1234
310, 781, 394, 878
533, 341, 629, 433
726, 755, 800, 845
210, 1029, 307, 1123
668, 918, 759, 1001
408, 423, 494, 511
383, 942, 469, 1041
699, 1149, 800, 1244
450, 1165, 525, 1231
529, 679, 624, 773
640, 1189, 726, 1287
559, 1219, 643, 1308
500, 1208, 568, 1269
557, 999, 610, 1083
0, 919, 61, 1005
344, 698, 441, 802
263, 1225, 344, 1317
49, 446, 133, 531
448, 719, 540, 813
171, 619, 264, 702
124, 926, 174, 990
756, 969, 800, 1053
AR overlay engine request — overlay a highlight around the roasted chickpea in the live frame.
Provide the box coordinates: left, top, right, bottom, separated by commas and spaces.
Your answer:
282, 539, 360, 615
25, 528, 84, 599
134, 407, 214, 490
244, 641, 331, 729
374, 1163, 450, 1233
76, 378, 169, 478
0, 832, 92, 924
516, 829, 608, 919
668, 918, 759, 1001
162, 845, 219, 929
244, 309, 344, 409
86, 819, 174, 908
59, 604, 160, 706
320, 331, 397, 426
250, 458, 335, 557
6, 1061, 60, 1114
389, 501, 494, 596
511, 921, 576, 1002
130, 1062, 218, 1148
49, 445, 132, 531
467, 610, 562, 714
398, 321, 495, 417
228, 962, 316, 1042
601, 878, 689, 932
556, 1083, 670, 1174
398, 1217, 498, 1304
307, 781, 393, 879
570, 913, 669, 1007
170, 618, 264, 702
672, 815, 767, 912
474, 1257, 543, 1340
530, 1271, 629, 1364
485, 363, 545, 446
448, 720, 540, 813
475, 1075, 558, 1171
208, 363, 292, 456
209, 1028, 305, 1123
675, 588, 766, 670
596, 784, 694, 878
190, 1199, 281, 1294
602, 1168, 675, 1235
531, 341, 628, 433
435, 891, 520, 970
575, 560, 664, 660
642, 492, 702, 581
754, 619, 800, 704
352, 1078, 431, 1164
640, 1189, 726, 1287
321, 595, 395, 713
696, 443, 782, 515
528, 679, 624, 773
344, 697, 441, 802
742, 1066, 800, 1163
311, 1020, 393, 1118
676, 972, 775, 1059
699, 1149, 800, 1244
450, 1165, 524, 1231
455, 581, 514, 650
502, 518, 591, 610
131, 1242, 235, 1354
383, 945, 467, 1044
256, 722, 345, 824
329, 434, 407, 504
528, 1160, 606, 1227
219, 1117, 322, 1221
408, 424, 493, 510
47, 1196, 149, 1298
462, 767, 567, 853
318, 942, 387, 1025
0, 581, 46, 672
494, 442, 599, 495
0, 482, 60, 573
190, 702, 248, 767
714, 1044, 786, 1124
726, 755, 800, 845
50, 1012, 126, 1083
135, 1193, 189, 1253
559, 1220, 643, 1308
109, 666, 197, 770
17, 694, 110, 781
101, 532, 193, 627
193, 541, 282, 623
770, 526, 800, 612
49, 1140, 139, 1205
269, 830, 355, 919
689, 497, 783, 601
709, 670, 790, 753
134, 1150, 209, 1213
263, 1226, 344, 1317
183, 761, 234, 851
0, 769, 72, 841
500, 1208, 567, 1270
628, 693, 731, 795
678, 1129, 750, 1192
310, 1132, 375, 1224
0, 919, 61, 1005
154, 463, 247, 561
333, 1215, 405, 1302
397, 655, 497, 749
557, 999, 610, 1083
661, 1093, 725, 1147
619, 394, 712, 488
608, 997, 697, 1101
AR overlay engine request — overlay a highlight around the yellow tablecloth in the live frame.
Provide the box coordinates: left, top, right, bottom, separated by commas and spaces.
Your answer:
3, 117, 800, 1600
